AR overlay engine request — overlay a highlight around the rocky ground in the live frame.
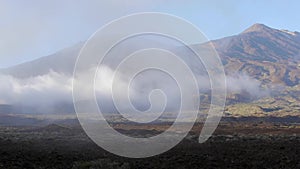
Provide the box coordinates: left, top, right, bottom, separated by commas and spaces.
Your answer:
0, 122, 299, 169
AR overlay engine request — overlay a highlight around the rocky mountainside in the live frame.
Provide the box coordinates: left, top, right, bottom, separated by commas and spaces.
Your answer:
213, 23, 300, 86
208, 24, 300, 117
2, 24, 299, 86
0, 23, 299, 117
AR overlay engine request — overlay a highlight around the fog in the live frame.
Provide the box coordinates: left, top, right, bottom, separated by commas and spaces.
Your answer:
0, 65, 270, 114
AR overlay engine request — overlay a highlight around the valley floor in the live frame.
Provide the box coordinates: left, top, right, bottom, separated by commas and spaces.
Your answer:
0, 122, 299, 169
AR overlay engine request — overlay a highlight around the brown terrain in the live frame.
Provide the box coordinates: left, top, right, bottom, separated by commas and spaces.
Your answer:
0, 24, 299, 168
0, 122, 299, 169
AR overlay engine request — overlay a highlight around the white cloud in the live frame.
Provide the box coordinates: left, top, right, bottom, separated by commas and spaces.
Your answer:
0, 70, 72, 106
226, 73, 270, 97
0, 64, 271, 114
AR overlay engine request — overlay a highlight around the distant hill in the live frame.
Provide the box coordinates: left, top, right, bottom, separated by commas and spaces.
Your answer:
1, 24, 299, 86
0, 42, 84, 78
211, 23, 300, 86
0, 23, 299, 118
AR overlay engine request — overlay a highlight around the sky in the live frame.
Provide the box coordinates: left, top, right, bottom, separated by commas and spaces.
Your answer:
1, 0, 300, 68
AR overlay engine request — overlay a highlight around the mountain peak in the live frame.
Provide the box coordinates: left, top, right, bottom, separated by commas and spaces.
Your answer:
242, 23, 273, 34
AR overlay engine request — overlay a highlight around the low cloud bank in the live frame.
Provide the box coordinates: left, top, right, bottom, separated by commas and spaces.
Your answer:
0, 67, 271, 114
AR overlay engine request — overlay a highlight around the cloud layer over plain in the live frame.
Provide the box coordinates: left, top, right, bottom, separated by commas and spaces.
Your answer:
0, 66, 270, 114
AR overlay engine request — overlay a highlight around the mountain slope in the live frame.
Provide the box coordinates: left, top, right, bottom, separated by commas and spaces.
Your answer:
215, 23, 300, 62
211, 24, 300, 86
0, 42, 84, 78
1, 24, 299, 85
0, 23, 299, 117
